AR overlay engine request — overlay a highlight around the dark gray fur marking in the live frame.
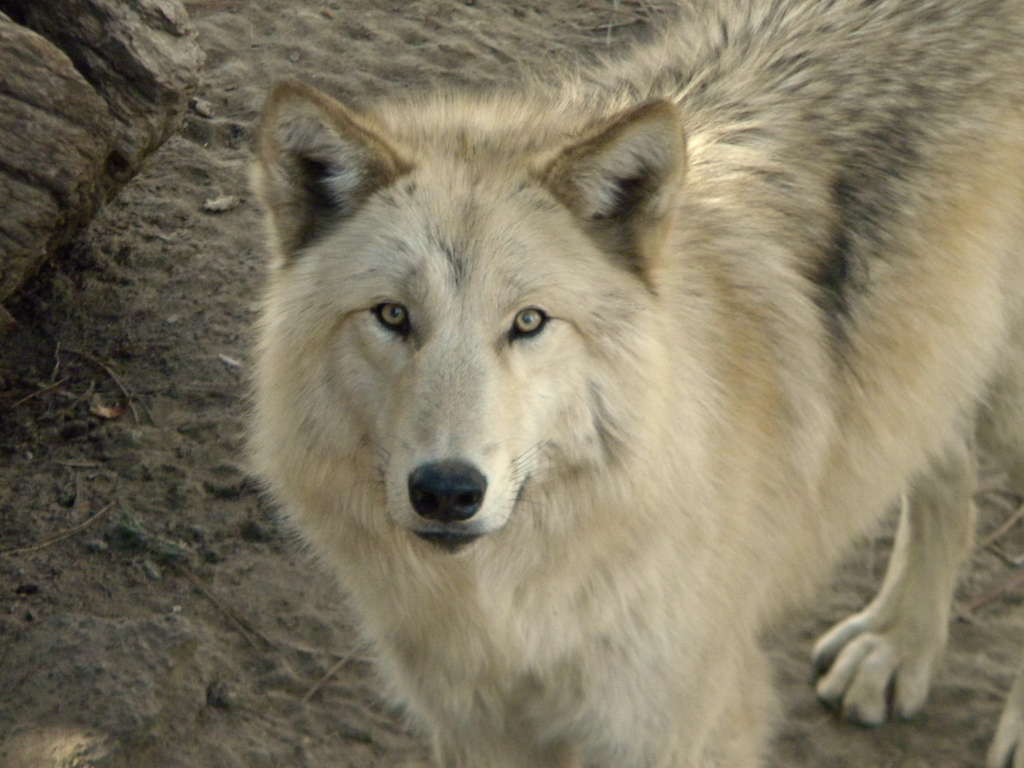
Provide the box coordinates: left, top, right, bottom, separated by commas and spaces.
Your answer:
815, 176, 857, 346
427, 233, 469, 288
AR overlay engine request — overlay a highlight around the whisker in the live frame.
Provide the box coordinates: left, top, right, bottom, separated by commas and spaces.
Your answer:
511, 440, 547, 470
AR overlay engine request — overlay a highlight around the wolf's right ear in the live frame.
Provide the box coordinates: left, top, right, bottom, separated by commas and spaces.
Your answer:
252, 81, 410, 263
539, 100, 686, 278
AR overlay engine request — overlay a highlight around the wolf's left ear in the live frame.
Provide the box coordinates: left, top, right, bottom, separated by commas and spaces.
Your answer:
252, 80, 411, 263
540, 100, 686, 276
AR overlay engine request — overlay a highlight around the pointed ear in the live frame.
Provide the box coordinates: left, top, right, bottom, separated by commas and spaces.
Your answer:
252, 80, 411, 262
540, 100, 686, 276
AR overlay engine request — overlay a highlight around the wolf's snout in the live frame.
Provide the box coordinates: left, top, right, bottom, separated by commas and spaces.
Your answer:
408, 460, 487, 522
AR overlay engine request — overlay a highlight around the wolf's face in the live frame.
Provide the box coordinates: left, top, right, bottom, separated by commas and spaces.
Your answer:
252, 83, 685, 552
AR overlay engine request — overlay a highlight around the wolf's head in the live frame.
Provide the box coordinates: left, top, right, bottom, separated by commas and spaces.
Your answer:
251, 81, 686, 554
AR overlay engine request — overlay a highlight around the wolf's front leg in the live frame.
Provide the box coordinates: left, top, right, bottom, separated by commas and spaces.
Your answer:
811, 441, 975, 724
989, 665, 1024, 768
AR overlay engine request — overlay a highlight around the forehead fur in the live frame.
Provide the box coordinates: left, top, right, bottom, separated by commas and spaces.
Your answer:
357, 161, 625, 304
365, 91, 598, 167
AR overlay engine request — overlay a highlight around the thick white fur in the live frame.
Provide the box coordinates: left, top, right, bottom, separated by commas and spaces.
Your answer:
250, 2, 1024, 765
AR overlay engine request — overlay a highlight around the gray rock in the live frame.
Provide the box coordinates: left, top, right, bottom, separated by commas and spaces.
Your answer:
190, 96, 215, 118
142, 558, 162, 580
6, 0, 205, 174
0, 0, 203, 310
0, 14, 113, 305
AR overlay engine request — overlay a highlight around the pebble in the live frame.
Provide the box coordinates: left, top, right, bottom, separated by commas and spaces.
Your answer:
202, 195, 241, 214
190, 97, 215, 118
206, 679, 233, 709
142, 560, 162, 581
107, 520, 148, 552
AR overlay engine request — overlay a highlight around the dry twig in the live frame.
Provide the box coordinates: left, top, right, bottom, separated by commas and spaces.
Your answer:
979, 501, 1024, 553
962, 569, 1024, 616
184, 1, 244, 11
985, 543, 1024, 569
301, 651, 357, 705
175, 565, 274, 649
8, 378, 68, 409
54, 460, 102, 469
0, 502, 114, 556
63, 348, 145, 424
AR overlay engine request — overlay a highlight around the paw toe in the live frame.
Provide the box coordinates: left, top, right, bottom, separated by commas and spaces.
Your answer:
812, 628, 933, 726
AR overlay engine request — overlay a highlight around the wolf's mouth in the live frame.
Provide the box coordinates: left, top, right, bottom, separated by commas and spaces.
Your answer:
414, 530, 482, 553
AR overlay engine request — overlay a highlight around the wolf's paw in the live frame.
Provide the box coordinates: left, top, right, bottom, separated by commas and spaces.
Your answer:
988, 676, 1024, 768
810, 611, 940, 726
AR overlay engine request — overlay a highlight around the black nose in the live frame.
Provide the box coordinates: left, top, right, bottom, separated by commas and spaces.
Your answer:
408, 460, 487, 522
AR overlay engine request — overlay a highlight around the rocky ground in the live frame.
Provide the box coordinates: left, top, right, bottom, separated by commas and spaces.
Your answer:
1, 2, 1022, 766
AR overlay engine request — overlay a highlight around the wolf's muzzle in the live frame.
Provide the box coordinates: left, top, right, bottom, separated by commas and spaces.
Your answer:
408, 460, 487, 522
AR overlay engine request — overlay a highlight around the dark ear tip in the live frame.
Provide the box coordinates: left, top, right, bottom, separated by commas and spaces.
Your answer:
635, 98, 681, 118
259, 80, 357, 135
259, 80, 329, 134
626, 99, 685, 147
257, 80, 315, 155
265, 79, 321, 107
604, 99, 681, 130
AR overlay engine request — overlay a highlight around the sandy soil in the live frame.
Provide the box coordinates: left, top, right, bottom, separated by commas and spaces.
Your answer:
1, 2, 1022, 766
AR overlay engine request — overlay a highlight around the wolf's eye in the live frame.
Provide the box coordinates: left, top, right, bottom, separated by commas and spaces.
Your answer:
373, 302, 411, 336
510, 307, 547, 340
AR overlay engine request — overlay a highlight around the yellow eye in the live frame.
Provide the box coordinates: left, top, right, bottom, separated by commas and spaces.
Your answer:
374, 302, 410, 335
511, 307, 547, 339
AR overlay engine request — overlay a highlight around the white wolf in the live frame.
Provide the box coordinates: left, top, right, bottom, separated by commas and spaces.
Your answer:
249, 0, 1024, 765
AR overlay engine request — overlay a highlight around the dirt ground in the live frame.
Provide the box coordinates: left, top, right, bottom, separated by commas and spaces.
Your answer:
1, 2, 1022, 766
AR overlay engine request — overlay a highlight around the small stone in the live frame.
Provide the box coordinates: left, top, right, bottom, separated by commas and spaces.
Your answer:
56, 483, 77, 508
107, 519, 148, 552
148, 535, 191, 565
84, 537, 109, 553
142, 560, 162, 581
222, 122, 247, 149
206, 679, 233, 709
200, 547, 224, 564
201, 194, 241, 213
190, 97, 214, 118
